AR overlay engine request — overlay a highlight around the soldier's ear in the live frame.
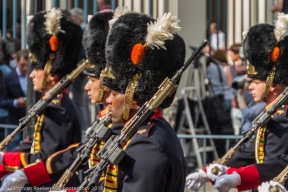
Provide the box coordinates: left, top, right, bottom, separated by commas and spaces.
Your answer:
49, 73, 59, 82
130, 98, 142, 110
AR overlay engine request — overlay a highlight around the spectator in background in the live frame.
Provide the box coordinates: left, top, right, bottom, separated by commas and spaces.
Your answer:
0, 70, 6, 123
70, 8, 91, 130
209, 22, 226, 51
236, 76, 266, 133
213, 49, 234, 86
0, 62, 11, 126
97, 0, 113, 12
205, 50, 234, 156
70, 8, 85, 30
228, 43, 246, 78
0, 49, 28, 150
271, 0, 288, 14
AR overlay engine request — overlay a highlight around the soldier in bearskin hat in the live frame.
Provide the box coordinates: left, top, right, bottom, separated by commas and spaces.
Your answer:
0, 11, 119, 191
0, 8, 83, 190
186, 13, 288, 192
97, 11, 186, 191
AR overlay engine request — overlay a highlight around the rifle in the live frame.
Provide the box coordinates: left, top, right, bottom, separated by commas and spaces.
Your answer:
211, 87, 288, 175
51, 115, 112, 190
76, 39, 209, 192
0, 59, 87, 151
269, 165, 288, 192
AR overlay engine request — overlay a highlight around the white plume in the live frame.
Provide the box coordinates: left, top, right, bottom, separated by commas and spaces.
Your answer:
44, 7, 65, 35
274, 12, 288, 42
146, 12, 181, 50
242, 31, 248, 39
88, 15, 93, 23
109, 7, 131, 29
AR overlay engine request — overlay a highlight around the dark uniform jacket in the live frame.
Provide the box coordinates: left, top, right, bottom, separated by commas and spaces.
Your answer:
115, 115, 187, 192
0, 69, 26, 125
226, 104, 288, 190
22, 110, 186, 192
20, 124, 122, 191
0, 93, 82, 191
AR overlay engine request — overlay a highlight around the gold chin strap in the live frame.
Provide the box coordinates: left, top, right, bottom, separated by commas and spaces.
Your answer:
97, 69, 106, 102
41, 53, 55, 90
263, 65, 276, 102
104, 66, 115, 79
123, 73, 141, 121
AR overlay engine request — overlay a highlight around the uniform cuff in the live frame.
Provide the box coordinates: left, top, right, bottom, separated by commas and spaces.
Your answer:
23, 160, 51, 187
235, 165, 260, 191
3, 152, 21, 168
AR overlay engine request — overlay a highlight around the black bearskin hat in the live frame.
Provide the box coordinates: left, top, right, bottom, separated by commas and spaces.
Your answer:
83, 12, 113, 78
244, 21, 288, 85
103, 12, 186, 110
27, 8, 82, 77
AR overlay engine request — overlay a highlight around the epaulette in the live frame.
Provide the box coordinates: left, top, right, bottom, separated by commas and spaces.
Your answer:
132, 121, 154, 140
273, 104, 288, 118
98, 107, 109, 118
50, 93, 62, 106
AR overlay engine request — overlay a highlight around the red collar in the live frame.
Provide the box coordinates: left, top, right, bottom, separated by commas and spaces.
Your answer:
151, 108, 162, 119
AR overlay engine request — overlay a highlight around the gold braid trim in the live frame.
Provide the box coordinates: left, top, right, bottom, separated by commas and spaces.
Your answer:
89, 141, 105, 167
89, 121, 112, 166
97, 69, 106, 102
255, 126, 266, 163
46, 143, 79, 174
41, 53, 55, 90
263, 65, 276, 101
102, 140, 131, 192
123, 73, 141, 120
30, 113, 45, 154
5, 165, 19, 172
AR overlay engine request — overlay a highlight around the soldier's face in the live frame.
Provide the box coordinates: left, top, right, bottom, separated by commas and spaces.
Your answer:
106, 89, 125, 124
248, 78, 266, 102
85, 76, 101, 104
29, 68, 44, 92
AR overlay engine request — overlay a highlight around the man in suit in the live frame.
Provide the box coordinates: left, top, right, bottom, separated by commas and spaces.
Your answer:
0, 49, 28, 150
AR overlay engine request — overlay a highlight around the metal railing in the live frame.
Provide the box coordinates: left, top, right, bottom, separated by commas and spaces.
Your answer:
178, 134, 247, 192
178, 134, 243, 167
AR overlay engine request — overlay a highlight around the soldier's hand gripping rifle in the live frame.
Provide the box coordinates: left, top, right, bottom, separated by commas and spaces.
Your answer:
211, 86, 288, 175
269, 157, 288, 192
0, 59, 87, 151
75, 39, 209, 192
51, 115, 112, 190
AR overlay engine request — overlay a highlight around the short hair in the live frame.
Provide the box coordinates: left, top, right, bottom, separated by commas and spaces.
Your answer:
212, 50, 227, 63
61, 9, 71, 17
70, 8, 84, 20
16, 49, 28, 62
210, 22, 217, 31
229, 43, 242, 54
102, 0, 111, 5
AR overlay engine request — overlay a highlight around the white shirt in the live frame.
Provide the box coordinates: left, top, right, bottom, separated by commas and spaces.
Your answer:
210, 31, 225, 50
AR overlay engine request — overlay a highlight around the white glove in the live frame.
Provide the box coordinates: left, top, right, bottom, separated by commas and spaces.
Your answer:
206, 163, 228, 181
257, 181, 270, 192
186, 169, 209, 191
269, 181, 288, 192
0, 170, 28, 192
0, 152, 4, 164
215, 171, 241, 192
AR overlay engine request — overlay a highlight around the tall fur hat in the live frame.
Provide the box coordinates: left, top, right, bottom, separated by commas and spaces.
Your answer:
103, 12, 185, 119
244, 13, 288, 85
83, 12, 113, 78
27, 8, 82, 77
